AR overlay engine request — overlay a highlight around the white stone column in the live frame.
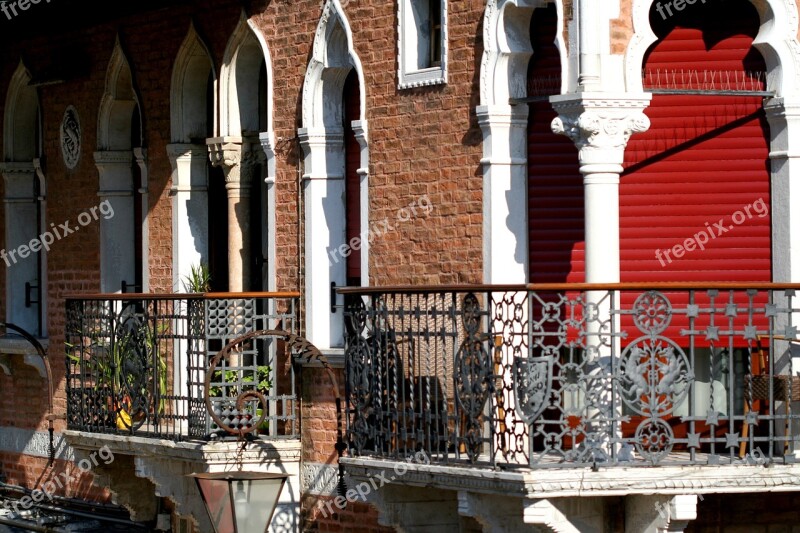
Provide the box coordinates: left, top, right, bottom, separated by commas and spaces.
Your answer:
477, 105, 529, 284
95, 150, 136, 294
207, 136, 260, 293
258, 132, 277, 293
134, 148, 149, 292
766, 98, 800, 283
764, 98, 800, 437
167, 144, 209, 292
167, 144, 209, 413
550, 94, 651, 288
33, 158, 47, 336
1, 162, 39, 332
352, 120, 370, 284
577, 0, 601, 91
550, 94, 651, 458
298, 127, 346, 350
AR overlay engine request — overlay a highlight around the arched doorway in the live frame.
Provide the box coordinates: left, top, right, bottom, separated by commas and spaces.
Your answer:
2, 61, 44, 335
96, 38, 145, 294
169, 24, 218, 292
215, 13, 275, 294
299, 0, 369, 349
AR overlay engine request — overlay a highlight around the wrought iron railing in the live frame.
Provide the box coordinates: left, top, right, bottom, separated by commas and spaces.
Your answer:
65, 292, 299, 441
342, 284, 800, 468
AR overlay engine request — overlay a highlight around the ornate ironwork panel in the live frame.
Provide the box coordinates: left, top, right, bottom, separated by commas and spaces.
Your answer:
65, 294, 299, 441
342, 286, 800, 469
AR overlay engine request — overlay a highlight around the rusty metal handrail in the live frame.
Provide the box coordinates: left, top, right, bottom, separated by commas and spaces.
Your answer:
64, 291, 302, 301
337, 282, 800, 295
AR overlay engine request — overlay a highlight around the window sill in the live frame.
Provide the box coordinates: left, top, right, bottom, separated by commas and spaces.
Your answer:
398, 67, 447, 89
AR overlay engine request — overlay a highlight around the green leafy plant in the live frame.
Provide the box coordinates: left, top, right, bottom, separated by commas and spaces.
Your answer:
242, 365, 273, 393
67, 318, 169, 427
183, 263, 211, 293
208, 366, 272, 397
208, 365, 272, 432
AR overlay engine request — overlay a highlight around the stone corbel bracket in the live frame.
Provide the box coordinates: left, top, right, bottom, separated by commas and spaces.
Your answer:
0, 337, 49, 378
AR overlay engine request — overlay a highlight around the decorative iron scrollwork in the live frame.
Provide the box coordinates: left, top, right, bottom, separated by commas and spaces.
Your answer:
454, 293, 492, 461
619, 336, 692, 418
113, 312, 154, 431
205, 329, 333, 437
623, 291, 691, 464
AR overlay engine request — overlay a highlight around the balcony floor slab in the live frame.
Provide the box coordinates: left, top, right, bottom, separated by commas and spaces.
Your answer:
341, 456, 800, 498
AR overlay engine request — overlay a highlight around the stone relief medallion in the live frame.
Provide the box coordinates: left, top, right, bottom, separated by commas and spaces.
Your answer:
60, 106, 81, 169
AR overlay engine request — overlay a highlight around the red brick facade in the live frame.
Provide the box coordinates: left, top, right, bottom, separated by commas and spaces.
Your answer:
0, 1, 487, 530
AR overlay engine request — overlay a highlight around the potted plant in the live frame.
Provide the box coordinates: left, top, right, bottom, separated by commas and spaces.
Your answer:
183, 263, 211, 293
67, 315, 169, 431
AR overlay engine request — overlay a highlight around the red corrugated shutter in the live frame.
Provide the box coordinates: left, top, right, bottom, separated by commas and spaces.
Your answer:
621, 1, 770, 341
528, 5, 584, 283
622, 36, 769, 281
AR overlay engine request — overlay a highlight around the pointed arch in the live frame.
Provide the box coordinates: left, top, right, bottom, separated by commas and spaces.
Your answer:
624, 0, 800, 95
3, 61, 39, 162
478, 0, 570, 284
2, 60, 44, 335
220, 10, 273, 137
623, 0, 800, 288
302, 0, 367, 128
96, 37, 145, 293
299, 0, 370, 349
479, 0, 568, 107
171, 22, 216, 143
98, 38, 142, 151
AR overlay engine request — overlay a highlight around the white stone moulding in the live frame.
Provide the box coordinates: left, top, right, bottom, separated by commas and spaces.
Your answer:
397, 0, 448, 89
0, 427, 74, 461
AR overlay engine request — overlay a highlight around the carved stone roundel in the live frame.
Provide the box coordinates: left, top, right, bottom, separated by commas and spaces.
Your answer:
60, 106, 81, 169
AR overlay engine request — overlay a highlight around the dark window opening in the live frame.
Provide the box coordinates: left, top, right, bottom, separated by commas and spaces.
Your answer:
429, 0, 442, 67
129, 105, 144, 293
343, 69, 362, 287
207, 72, 228, 293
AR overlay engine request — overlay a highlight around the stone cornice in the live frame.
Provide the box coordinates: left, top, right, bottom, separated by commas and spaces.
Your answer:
341, 457, 800, 498
63, 431, 302, 465
93, 150, 134, 167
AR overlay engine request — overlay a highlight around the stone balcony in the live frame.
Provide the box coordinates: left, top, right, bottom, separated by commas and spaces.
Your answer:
337, 283, 800, 531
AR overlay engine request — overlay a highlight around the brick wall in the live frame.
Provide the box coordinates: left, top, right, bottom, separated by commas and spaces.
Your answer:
0, 0, 499, 529
0, 451, 111, 503
302, 496, 393, 533
687, 493, 800, 532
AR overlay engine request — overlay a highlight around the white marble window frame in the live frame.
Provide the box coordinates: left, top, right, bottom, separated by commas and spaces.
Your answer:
398, 0, 448, 89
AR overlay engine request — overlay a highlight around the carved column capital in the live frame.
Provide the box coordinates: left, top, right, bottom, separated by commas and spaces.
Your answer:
550, 94, 651, 172
206, 136, 242, 170
206, 136, 263, 192
0, 161, 36, 201
551, 110, 650, 151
